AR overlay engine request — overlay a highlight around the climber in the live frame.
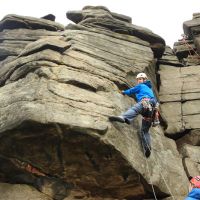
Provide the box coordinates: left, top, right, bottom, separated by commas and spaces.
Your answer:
185, 176, 200, 200
178, 33, 188, 41
109, 72, 160, 158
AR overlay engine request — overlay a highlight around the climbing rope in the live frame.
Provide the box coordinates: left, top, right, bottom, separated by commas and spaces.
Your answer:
152, 152, 176, 200
141, 130, 176, 200
140, 135, 158, 200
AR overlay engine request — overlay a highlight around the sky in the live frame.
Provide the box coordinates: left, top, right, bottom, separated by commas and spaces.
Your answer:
0, 0, 200, 48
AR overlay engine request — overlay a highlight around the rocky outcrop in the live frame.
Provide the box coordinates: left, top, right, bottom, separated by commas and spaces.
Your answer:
158, 13, 200, 200
159, 13, 200, 138
66, 6, 165, 58
0, 14, 64, 32
1, 6, 199, 200
173, 13, 200, 66
159, 64, 200, 134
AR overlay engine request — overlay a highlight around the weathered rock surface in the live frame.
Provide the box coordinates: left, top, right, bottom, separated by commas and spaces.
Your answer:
159, 65, 200, 134
2, 5, 200, 200
158, 46, 183, 67
183, 13, 200, 38
173, 13, 200, 66
157, 13, 200, 200
0, 14, 64, 32
0, 183, 51, 200
66, 6, 165, 58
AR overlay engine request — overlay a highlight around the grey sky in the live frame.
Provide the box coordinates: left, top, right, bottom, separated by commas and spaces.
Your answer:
0, 0, 200, 47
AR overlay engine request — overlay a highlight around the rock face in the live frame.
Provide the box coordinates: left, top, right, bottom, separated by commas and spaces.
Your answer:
0, 183, 51, 200
159, 13, 200, 199
0, 6, 199, 200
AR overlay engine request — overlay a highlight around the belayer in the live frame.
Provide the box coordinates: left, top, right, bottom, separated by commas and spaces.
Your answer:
109, 72, 159, 157
185, 176, 200, 200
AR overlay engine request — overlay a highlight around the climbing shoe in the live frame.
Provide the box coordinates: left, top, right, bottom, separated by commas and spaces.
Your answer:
124, 118, 131, 124
145, 148, 151, 158
109, 116, 125, 123
144, 145, 151, 158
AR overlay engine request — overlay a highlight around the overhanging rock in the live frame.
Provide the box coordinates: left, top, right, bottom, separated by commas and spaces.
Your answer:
0, 6, 188, 200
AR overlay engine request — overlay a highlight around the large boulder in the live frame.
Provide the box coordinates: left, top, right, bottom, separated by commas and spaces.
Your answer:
0, 6, 190, 200
66, 6, 165, 58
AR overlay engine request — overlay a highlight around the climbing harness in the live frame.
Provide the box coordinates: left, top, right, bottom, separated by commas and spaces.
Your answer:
141, 98, 153, 123
141, 98, 160, 127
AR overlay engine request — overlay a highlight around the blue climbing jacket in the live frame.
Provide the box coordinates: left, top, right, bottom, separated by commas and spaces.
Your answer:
123, 80, 155, 102
185, 188, 200, 200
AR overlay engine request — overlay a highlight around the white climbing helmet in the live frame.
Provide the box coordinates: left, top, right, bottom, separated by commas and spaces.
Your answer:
136, 72, 147, 79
